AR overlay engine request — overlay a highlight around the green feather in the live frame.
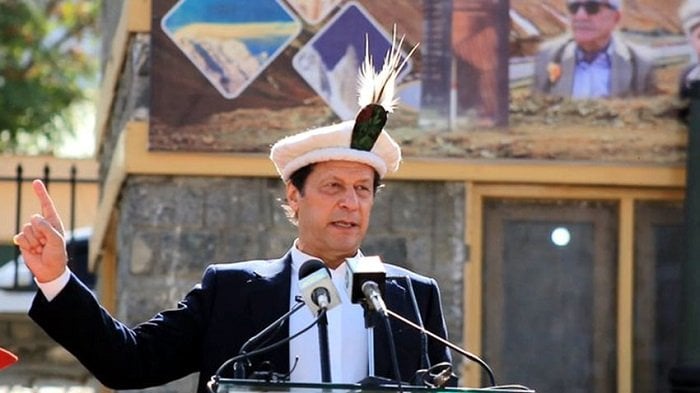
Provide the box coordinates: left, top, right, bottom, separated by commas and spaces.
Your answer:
351, 104, 387, 151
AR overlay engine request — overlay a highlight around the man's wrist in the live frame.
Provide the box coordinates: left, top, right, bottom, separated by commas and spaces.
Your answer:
35, 267, 71, 301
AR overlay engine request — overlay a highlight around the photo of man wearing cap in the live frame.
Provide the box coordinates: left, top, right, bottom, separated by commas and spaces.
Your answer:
679, 0, 700, 98
532, 0, 657, 99
13, 34, 454, 393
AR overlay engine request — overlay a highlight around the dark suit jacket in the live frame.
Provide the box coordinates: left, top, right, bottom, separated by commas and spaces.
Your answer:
679, 63, 700, 99
29, 253, 453, 393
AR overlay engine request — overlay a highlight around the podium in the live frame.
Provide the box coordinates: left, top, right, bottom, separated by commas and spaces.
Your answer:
213, 379, 534, 392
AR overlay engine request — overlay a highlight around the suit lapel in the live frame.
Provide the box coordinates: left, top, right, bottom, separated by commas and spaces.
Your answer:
373, 277, 409, 379
552, 41, 576, 97
246, 253, 293, 373
610, 36, 633, 96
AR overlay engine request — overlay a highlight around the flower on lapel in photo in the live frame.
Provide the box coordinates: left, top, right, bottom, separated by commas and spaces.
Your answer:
547, 62, 562, 84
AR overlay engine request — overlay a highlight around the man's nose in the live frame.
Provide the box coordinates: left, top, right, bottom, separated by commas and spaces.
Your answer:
572, 5, 589, 18
339, 189, 360, 209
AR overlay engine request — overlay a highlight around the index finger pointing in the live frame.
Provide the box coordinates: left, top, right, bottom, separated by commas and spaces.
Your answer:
32, 179, 63, 231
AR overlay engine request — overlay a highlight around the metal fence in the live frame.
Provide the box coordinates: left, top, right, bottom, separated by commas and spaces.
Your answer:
1, 163, 98, 290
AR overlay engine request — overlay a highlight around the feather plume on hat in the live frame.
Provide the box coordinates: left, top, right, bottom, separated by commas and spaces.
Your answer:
270, 26, 418, 181
351, 26, 419, 151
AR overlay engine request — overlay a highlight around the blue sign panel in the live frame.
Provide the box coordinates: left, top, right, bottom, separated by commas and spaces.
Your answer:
161, 0, 301, 99
292, 2, 413, 120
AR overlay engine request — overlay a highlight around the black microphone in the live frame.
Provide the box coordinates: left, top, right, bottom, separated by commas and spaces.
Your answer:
346, 256, 404, 387
345, 256, 386, 308
297, 259, 339, 383
298, 259, 341, 315
361, 280, 388, 316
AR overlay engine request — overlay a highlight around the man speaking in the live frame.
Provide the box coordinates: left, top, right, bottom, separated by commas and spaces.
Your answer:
13, 31, 455, 392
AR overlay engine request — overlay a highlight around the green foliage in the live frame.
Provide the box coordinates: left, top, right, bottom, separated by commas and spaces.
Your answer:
0, 0, 98, 154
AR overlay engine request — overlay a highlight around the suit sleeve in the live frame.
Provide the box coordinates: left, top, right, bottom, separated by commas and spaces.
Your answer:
28, 268, 217, 389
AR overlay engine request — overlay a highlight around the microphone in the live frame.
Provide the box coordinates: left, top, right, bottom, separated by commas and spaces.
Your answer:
345, 256, 386, 307
346, 256, 397, 382
298, 259, 341, 315
297, 259, 340, 383
361, 280, 388, 316
386, 308, 496, 387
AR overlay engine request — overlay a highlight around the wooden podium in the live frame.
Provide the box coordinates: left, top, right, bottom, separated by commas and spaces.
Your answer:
213, 378, 534, 392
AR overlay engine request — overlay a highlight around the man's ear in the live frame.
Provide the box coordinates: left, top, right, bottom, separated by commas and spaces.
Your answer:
285, 182, 300, 210
612, 9, 621, 24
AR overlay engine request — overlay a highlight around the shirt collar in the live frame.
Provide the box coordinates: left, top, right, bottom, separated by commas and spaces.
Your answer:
290, 239, 363, 278
575, 43, 612, 66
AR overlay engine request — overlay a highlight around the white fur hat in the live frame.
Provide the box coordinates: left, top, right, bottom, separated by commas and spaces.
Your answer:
567, 0, 621, 10
269, 120, 401, 181
270, 27, 417, 182
607, 0, 621, 9
680, 0, 700, 35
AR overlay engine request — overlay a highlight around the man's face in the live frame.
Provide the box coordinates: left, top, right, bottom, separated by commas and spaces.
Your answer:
690, 26, 700, 57
287, 160, 375, 268
568, 1, 620, 52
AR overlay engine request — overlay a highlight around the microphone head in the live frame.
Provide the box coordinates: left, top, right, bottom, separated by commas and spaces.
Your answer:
345, 256, 386, 304
298, 259, 342, 315
298, 259, 326, 280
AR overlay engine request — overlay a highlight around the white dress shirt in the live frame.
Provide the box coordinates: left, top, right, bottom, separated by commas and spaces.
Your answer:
572, 46, 612, 99
288, 243, 368, 383
35, 267, 71, 301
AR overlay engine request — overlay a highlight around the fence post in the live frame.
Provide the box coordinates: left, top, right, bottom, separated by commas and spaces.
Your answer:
3, 162, 97, 290
67, 165, 77, 270
13, 165, 23, 289
43, 164, 50, 191
70, 165, 77, 238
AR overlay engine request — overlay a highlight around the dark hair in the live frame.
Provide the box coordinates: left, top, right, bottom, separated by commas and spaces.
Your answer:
289, 163, 382, 195
289, 164, 315, 195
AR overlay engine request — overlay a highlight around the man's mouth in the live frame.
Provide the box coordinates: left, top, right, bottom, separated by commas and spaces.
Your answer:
331, 221, 357, 228
572, 23, 593, 31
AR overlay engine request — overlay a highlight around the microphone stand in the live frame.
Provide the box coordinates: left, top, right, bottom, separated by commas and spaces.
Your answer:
386, 309, 496, 387
359, 305, 403, 390
234, 300, 306, 378
362, 305, 380, 376
317, 309, 331, 382
213, 308, 326, 389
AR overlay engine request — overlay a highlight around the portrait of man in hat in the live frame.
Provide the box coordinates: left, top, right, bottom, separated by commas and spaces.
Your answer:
532, 0, 657, 99
678, 0, 700, 98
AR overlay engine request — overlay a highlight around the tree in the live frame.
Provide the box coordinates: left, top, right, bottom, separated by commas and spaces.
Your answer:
0, 0, 98, 154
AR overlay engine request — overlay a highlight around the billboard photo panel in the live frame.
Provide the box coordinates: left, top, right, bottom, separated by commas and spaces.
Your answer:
149, 0, 689, 166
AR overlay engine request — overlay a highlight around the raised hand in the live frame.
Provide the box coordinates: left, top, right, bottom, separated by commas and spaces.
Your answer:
12, 179, 68, 283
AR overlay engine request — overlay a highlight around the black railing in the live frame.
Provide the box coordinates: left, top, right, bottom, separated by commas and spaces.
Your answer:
2, 163, 99, 290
